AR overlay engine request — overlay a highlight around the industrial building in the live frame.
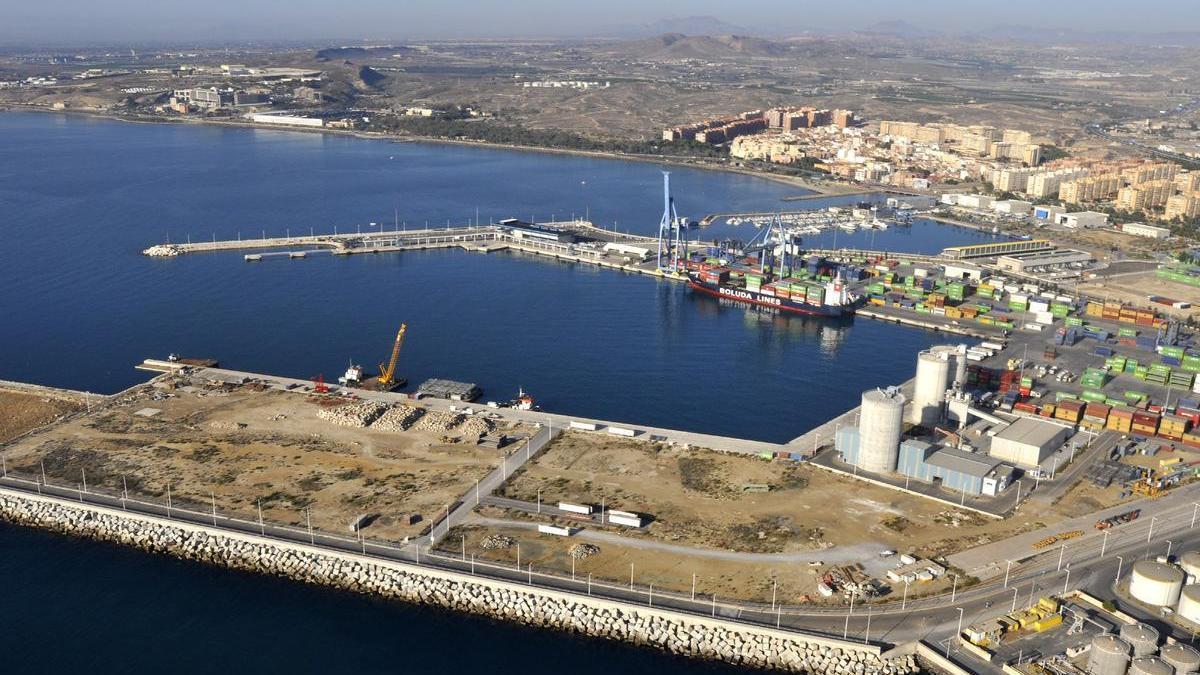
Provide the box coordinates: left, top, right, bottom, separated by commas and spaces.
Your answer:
1055, 211, 1110, 229
910, 345, 966, 426
988, 417, 1070, 468
498, 219, 577, 243
995, 249, 1094, 274
941, 239, 1055, 260
1120, 222, 1171, 239
835, 387, 905, 473
897, 441, 1014, 497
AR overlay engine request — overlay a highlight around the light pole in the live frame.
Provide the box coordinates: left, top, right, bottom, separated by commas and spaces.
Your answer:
537, 487, 542, 514
1058, 544, 1066, 571
1011, 587, 1020, 612
843, 593, 855, 640
1167, 540, 1175, 559
1148, 516, 1158, 544
1004, 560, 1014, 588
1192, 503, 1199, 529
951, 574, 959, 603
901, 580, 910, 610
1062, 565, 1072, 596
1115, 555, 1125, 584
1101, 530, 1110, 557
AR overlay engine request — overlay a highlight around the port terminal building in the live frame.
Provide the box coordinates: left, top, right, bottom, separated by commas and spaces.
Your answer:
836, 428, 1014, 497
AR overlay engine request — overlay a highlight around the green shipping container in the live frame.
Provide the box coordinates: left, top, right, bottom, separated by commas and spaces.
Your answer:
1081, 390, 1108, 403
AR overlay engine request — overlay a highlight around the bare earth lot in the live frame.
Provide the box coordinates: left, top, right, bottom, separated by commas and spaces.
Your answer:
0, 377, 528, 540
497, 431, 1048, 562
0, 389, 84, 444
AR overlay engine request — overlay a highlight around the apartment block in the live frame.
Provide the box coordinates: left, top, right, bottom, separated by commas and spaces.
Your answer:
1122, 162, 1180, 187
1059, 173, 1121, 204
1116, 180, 1174, 212
1166, 194, 1200, 220
991, 168, 1034, 193
1026, 168, 1090, 199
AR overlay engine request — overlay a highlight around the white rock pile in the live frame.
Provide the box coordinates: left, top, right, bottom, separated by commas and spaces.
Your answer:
481, 534, 516, 550
412, 411, 463, 433
142, 244, 182, 257
0, 492, 919, 675
370, 405, 425, 432
569, 543, 600, 560
318, 400, 389, 428
457, 416, 493, 438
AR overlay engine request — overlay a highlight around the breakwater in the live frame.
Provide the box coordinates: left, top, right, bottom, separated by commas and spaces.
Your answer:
0, 486, 917, 675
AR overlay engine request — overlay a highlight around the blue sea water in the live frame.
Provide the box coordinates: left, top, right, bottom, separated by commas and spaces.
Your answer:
0, 111, 998, 670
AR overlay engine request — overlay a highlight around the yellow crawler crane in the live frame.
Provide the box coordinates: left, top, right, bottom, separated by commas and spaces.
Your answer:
377, 324, 407, 388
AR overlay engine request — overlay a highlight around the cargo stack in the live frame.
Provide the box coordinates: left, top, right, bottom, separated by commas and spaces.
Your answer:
1132, 411, 1161, 437
1081, 368, 1109, 389
1107, 406, 1135, 433
1083, 403, 1111, 431
1159, 414, 1190, 442
1056, 400, 1085, 424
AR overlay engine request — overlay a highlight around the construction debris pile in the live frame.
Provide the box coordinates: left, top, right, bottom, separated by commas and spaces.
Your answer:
317, 400, 389, 428
481, 534, 516, 550
569, 543, 600, 560
141, 244, 182, 257
412, 410, 464, 433
818, 564, 882, 600
370, 405, 425, 432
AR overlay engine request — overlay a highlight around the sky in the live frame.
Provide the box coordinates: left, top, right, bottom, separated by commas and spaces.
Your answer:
3, 0, 1200, 45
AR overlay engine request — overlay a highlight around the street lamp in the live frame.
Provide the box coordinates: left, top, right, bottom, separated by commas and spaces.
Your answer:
1115, 555, 1125, 584
951, 574, 959, 603
1148, 516, 1158, 544
1011, 587, 1020, 612
1062, 565, 1072, 596
902, 580, 910, 610
1101, 530, 1110, 557
1167, 540, 1175, 559
1004, 560, 1014, 588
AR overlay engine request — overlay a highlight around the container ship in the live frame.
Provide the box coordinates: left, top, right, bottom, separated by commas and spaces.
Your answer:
687, 266, 862, 318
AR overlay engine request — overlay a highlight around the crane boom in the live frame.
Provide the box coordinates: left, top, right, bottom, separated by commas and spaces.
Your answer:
377, 324, 407, 386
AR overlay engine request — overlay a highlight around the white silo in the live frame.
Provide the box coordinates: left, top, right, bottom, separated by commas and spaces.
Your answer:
1161, 643, 1200, 675
1130, 561, 1186, 607
1121, 622, 1162, 658
1179, 585, 1200, 625
1130, 656, 1173, 675
858, 387, 906, 473
949, 344, 968, 387
1089, 634, 1132, 675
1181, 551, 1200, 583
911, 350, 953, 426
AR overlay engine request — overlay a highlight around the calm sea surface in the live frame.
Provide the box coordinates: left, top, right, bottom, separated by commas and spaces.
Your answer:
0, 111, 998, 671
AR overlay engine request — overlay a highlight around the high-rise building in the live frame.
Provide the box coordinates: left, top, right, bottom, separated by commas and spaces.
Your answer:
1002, 129, 1033, 145
1122, 162, 1180, 186
1060, 173, 1121, 204
1176, 172, 1200, 194
1116, 180, 1174, 212
1166, 194, 1200, 220
832, 109, 855, 128
992, 168, 1034, 193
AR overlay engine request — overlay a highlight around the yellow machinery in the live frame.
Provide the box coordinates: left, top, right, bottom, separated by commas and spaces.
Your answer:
377, 324, 407, 387
1133, 471, 1163, 498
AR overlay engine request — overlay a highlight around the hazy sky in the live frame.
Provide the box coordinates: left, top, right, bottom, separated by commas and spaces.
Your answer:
4, 0, 1200, 44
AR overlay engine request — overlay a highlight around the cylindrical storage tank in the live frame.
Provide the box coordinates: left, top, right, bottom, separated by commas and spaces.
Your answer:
1181, 551, 1200, 583
858, 388, 905, 473
1131, 561, 1186, 607
951, 344, 968, 386
1161, 643, 1200, 675
1121, 622, 1162, 658
1129, 656, 1173, 675
1180, 585, 1200, 624
910, 350, 952, 426
1089, 634, 1132, 675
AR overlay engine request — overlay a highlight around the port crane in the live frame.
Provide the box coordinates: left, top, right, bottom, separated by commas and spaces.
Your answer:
655, 172, 692, 272
377, 324, 407, 388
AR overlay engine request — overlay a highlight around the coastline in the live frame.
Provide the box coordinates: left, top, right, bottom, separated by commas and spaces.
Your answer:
0, 105, 849, 195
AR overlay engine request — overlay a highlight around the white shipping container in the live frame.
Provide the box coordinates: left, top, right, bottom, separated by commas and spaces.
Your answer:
966, 353, 985, 362
1029, 300, 1050, 313
1004, 284, 1020, 294
914, 267, 928, 278
1193, 376, 1200, 394
537, 524, 572, 537
1023, 323, 1044, 332
570, 421, 599, 431
1010, 293, 1028, 304
607, 427, 638, 437
608, 514, 644, 528
557, 502, 593, 515
899, 553, 917, 565
1035, 311, 1054, 325
980, 341, 1005, 351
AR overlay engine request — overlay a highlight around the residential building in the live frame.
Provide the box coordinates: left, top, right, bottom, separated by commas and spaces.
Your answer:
1166, 194, 1200, 220
991, 167, 1034, 193
1116, 180, 1174, 212
1059, 173, 1120, 204
1122, 162, 1180, 186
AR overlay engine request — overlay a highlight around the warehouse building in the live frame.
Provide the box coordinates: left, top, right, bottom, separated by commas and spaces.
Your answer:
1121, 222, 1172, 240
499, 219, 577, 243
988, 417, 1069, 468
897, 441, 1015, 497
1055, 211, 1109, 229
996, 249, 1094, 274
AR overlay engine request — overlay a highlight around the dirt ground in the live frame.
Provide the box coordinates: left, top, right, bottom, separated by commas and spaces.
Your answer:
1078, 270, 1200, 320
0, 389, 84, 444
496, 431, 1045, 559
437, 523, 961, 605
0, 377, 527, 540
